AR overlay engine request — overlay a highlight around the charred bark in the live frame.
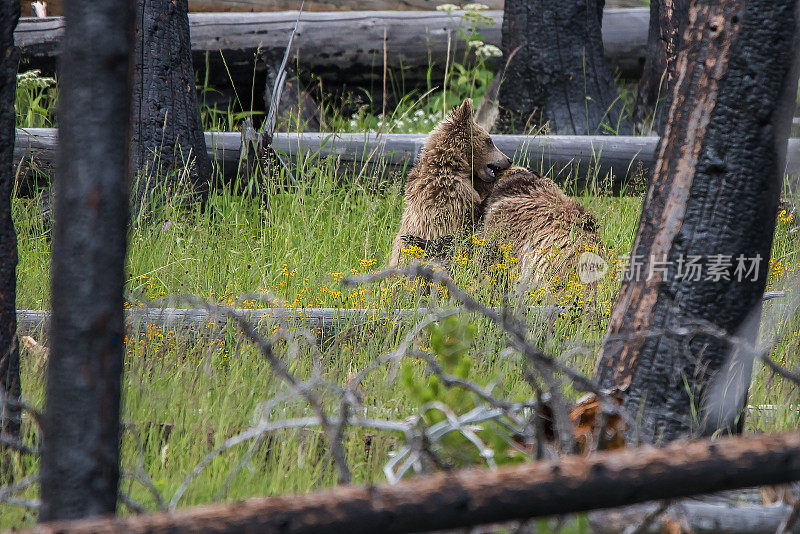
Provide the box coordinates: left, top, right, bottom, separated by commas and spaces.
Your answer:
496, 0, 632, 135
130, 0, 211, 205
39, 0, 133, 522
0, 0, 20, 440
634, 0, 690, 134
595, 0, 800, 444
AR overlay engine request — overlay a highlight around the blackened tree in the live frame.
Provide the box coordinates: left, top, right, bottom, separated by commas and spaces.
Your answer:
39, 0, 134, 521
595, 0, 800, 444
496, 0, 632, 135
634, 0, 690, 133
131, 0, 212, 205
0, 0, 20, 441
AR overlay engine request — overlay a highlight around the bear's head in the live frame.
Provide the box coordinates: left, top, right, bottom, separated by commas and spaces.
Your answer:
421, 98, 511, 199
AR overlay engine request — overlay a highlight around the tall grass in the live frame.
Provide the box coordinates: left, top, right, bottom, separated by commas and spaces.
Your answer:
7, 13, 800, 528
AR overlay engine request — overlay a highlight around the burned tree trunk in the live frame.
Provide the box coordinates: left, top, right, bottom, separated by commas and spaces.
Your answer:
0, 0, 20, 440
39, 0, 133, 522
130, 0, 211, 205
595, 0, 800, 444
496, 0, 632, 135
634, 0, 690, 134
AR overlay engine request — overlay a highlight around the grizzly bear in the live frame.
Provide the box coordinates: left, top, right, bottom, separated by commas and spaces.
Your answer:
389, 98, 512, 266
482, 167, 603, 288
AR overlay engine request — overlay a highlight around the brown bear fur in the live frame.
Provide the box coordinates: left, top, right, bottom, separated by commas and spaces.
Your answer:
389, 99, 511, 266
482, 166, 602, 288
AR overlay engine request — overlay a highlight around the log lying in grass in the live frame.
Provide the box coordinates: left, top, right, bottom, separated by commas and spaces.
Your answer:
589, 501, 800, 534
14, 128, 800, 185
14, 9, 650, 88
33, 432, 800, 533
17, 306, 561, 345
16, 308, 418, 343
21, 0, 648, 17
21, 0, 506, 17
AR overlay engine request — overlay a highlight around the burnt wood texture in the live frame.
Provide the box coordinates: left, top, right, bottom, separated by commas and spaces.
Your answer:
0, 0, 21, 439
497, 0, 632, 135
634, 0, 690, 133
39, 0, 134, 522
131, 0, 212, 203
595, 0, 800, 444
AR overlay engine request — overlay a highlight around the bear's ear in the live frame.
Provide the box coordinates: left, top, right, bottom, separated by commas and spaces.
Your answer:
451, 98, 474, 124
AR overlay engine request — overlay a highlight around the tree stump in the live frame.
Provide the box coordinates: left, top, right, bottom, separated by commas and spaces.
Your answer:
130, 0, 212, 205
496, 0, 632, 135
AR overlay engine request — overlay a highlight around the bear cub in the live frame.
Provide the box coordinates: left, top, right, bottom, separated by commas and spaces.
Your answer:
389, 98, 511, 266
482, 166, 603, 288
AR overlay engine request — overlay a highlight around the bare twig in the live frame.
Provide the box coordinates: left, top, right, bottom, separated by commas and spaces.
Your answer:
121, 468, 166, 512
118, 492, 147, 515
344, 264, 611, 451
200, 300, 352, 485
169, 415, 409, 509
0, 474, 39, 506
345, 264, 603, 396
623, 500, 671, 534
0, 433, 38, 455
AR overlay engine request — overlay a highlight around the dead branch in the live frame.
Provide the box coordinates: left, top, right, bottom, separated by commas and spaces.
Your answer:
0, 432, 38, 455
0, 474, 38, 506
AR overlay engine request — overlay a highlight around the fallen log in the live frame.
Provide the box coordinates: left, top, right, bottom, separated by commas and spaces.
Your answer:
14, 127, 800, 185
590, 501, 800, 534
20, 0, 648, 17
17, 306, 561, 345
30, 432, 800, 533
14, 9, 650, 91
21, 0, 506, 17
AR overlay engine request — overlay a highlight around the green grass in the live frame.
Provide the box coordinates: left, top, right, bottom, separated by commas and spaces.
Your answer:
7, 27, 800, 530
6, 151, 800, 530
4, 150, 642, 529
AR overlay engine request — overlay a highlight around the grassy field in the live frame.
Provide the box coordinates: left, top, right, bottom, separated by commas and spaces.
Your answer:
5, 149, 800, 530
6, 48, 800, 533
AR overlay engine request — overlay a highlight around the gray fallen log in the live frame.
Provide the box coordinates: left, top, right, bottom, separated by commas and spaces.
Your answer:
15, 9, 649, 87
21, 0, 646, 17
590, 501, 800, 534
14, 128, 800, 185
21, 0, 505, 17
17, 306, 561, 344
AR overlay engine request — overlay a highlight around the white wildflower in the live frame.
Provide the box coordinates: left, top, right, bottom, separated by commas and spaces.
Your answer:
464, 2, 489, 10
477, 44, 503, 58
436, 3, 459, 14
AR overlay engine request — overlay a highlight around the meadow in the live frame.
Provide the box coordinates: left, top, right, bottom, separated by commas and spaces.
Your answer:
6, 48, 800, 533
